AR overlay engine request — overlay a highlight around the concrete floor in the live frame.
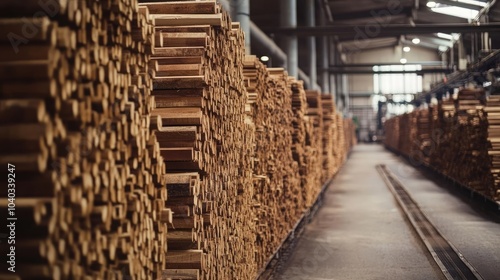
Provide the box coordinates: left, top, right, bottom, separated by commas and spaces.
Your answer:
277, 144, 443, 280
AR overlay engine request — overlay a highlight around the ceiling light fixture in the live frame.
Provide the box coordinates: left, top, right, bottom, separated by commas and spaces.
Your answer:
437, 32, 453, 40
412, 38, 420, 44
400, 58, 407, 64
403, 46, 411, 52
427, 1, 437, 8
260, 56, 269, 62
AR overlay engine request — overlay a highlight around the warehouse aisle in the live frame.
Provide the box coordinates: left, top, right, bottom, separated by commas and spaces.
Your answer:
277, 144, 443, 280
278, 144, 500, 280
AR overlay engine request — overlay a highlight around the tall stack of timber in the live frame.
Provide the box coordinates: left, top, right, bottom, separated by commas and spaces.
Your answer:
140, 1, 255, 279
399, 113, 412, 156
343, 118, 357, 152
436, 97, 456, 175
428, 103, 440, 167
289, 79, 308, 211
320, 94, 336, 181
384, 116, 400, 151
414, 109, 431, 164
449, 89, 488, 192
332, 113, 346, 173
305, 90, 324, 207
254, 66, 301, 274
384, 88, 500, 203
485, 95, 500, 201
0, 0, 170, 279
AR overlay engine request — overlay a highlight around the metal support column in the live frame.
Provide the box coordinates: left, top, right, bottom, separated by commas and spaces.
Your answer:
305, 0, 317, 89
232, 0, 251, 54
319, 3, 329, 93
280, 0, 298, 78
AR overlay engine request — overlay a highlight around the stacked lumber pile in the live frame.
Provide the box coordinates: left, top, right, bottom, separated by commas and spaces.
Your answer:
398, 113, 413, 156
414, 109, 431, 164
0, 1, 357, 279
332, 113, 346, 173
0, 0, 170, 279
447, 89, 488, 191
433, 97, 456, 173
305, 90, 325, 207
289, 79, 309, 210
384, 116, 400, 151
428, 104, 440, 168
485, 96, 500, 200
320, 94, 336, 181
343, 118, 357, 152
251, 66, 301, 271
384, 88, 500, 202
140, 1, 255, 279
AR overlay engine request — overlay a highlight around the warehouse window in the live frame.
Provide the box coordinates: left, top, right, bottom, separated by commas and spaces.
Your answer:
373, 64, 422, 115
373, 65, 423, 95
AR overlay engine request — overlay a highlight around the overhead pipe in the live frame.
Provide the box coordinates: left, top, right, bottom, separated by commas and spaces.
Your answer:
330, 62, 446, 67
280, 0, 298, 78
326, 69, 453, 74
262, 23, 500, 37
250, 22, 287, 67
298, 69, 311, 88
318, 1, 330, 93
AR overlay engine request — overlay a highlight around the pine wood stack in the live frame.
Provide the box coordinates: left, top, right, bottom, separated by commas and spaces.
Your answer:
289, 79, 309, 210
428, 104, 440, 168
251, 66, 301, 272
414, 109, 431, 164
383, 117, 400, 151
398, 113, 412, 156
446, 89, 488, 192
332, 113, 347, 174
140, 1, 254, 279
320, 94, 336, 181
343, 118, 357, 152
0, 0, 171, 279
485, 95, 500, 200
434, 97, 456, 174
305, 90, 325, 207
384, 89, 500, 203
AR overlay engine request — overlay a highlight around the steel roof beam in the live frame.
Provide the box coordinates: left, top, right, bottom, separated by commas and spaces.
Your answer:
262, 23, 500, 37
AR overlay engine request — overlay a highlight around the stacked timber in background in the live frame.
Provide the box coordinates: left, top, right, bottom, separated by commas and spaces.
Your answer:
343, 118, 357, 153
485, 96, 500, 200
384, 88, 500, 203
321, 94, 336, 181
414, 109, 431, 165
320, 94, 354, 177
251, 66, 301, 272
450, 90, 488, 191
0, 0, 168, 279
333, 113, 347, 173
290, 79, 308, 211
305, 90, 325, 207
384, 116, 400, 151
438, 97, 457, 175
